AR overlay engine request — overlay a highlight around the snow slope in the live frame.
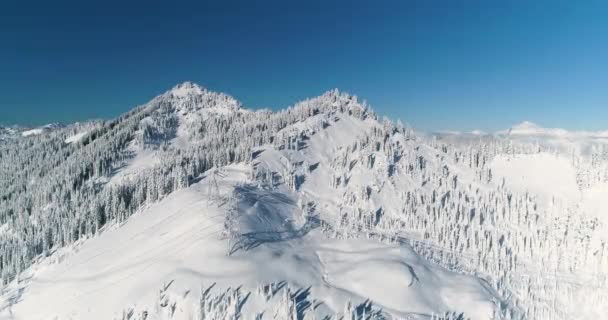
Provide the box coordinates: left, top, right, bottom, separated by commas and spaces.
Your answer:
64, 131, 88, 144
490, 153, 581, 205
0, 164, 496, 320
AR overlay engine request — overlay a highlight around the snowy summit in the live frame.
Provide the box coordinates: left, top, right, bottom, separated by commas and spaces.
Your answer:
167, 81, 206, 98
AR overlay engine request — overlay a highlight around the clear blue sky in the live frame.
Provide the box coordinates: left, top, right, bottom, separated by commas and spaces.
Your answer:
1, 0, 606, 131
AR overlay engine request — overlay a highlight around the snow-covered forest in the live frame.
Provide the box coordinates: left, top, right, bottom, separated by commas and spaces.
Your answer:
0, 82, 606, 319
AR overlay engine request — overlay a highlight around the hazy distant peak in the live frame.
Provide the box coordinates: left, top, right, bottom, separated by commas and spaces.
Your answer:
495, 121, 608, 139
504, 121, 566, 136
470, 129, 487, 135
511, 121, 540, 130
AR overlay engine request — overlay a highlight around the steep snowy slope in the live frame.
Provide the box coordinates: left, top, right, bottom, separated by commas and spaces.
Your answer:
1, 83, 606, 320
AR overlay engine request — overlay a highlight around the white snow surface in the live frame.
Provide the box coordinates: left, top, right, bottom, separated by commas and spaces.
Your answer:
64, 131, 87, 144
108, 148, 159, 185
490, 152, 608, 227
21, 128, 44, 137
490, 153, 581, 205
167, 81, 205, 98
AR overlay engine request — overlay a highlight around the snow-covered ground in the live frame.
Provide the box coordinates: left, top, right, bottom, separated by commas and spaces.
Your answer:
108, 148, 160, 185
490, 153, 580, 205
21, 128, 45, 137
64, 131, 88, 144
0, 165, 496, 320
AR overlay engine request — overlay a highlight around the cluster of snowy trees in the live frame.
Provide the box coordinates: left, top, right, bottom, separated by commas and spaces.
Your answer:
118, 281, 471, 320
238, 101, 606, 319
263, 116, 607, 319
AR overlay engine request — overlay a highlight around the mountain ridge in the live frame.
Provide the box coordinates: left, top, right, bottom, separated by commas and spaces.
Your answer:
0, 82, 606, 320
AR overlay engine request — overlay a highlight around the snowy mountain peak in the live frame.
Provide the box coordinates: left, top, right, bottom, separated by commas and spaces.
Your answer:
152, 82, 242, 115
321, 88, 360, 105
293, 88, 373, 120
167, 81, 206, 97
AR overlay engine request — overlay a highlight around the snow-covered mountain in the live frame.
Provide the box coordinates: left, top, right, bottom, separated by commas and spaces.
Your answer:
0, 83, 606, 320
